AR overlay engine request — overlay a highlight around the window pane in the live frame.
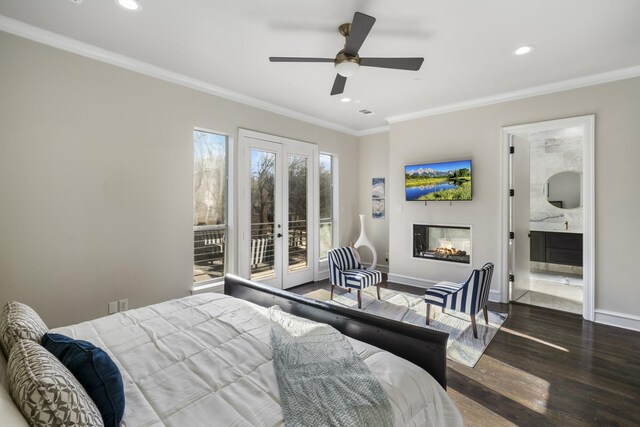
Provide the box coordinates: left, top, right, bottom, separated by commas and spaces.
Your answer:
288, 154, 308, 271
319, 154, 332, 220
319, 221, 332, 260
250, 149, 276, 280
194, 131, 227, 226
319, 154, 333, 259
193, 130, 227, 284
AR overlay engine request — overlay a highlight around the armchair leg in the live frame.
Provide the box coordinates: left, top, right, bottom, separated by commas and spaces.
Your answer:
426, 304, 431, 325
357, 290, 362, 308
376, 284, 381, 300
470, 314, 478, 339
348, 288, 351, 293
330, 284, 334, 301
483, 305, 489, 325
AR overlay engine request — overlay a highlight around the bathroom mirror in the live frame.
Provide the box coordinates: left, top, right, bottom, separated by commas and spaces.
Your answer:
544, 171, 582, 209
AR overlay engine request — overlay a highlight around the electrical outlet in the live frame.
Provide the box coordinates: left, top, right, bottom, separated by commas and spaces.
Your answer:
118, 299, 128, 312
108, 301, 118, 315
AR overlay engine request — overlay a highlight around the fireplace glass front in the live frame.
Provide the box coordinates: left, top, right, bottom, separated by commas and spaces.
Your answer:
413, 224, 471, 264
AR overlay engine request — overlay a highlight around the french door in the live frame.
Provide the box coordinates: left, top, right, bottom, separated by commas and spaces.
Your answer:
239, 129, 317, 289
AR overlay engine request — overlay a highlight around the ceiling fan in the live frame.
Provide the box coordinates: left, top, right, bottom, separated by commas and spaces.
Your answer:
269, 12, 424, 96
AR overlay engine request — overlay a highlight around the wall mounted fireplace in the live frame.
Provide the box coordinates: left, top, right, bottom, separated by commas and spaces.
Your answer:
413, 223, 471, 264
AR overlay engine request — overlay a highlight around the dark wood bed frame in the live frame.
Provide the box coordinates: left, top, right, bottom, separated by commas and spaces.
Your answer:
223, 274, 449, 389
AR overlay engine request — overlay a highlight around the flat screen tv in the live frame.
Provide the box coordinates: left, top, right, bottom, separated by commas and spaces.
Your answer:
405, 159, 472, 201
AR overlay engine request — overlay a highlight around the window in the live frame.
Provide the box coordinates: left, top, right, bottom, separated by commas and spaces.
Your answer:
193, 130, 228, 284
319, 153, 334, 259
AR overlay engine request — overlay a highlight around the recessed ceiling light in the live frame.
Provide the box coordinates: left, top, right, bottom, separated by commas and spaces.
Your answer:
116, 0, 142, 11
514, 45, 534, 56
340, 97, 351, 103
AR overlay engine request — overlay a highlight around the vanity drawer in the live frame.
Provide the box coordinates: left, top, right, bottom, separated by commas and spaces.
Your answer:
530, 231, 583, 265
546, 248, 583, 266
545, 232, 582, 250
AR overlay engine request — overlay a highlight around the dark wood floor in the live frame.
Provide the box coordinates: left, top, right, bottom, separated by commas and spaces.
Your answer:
290, 278, 640, 427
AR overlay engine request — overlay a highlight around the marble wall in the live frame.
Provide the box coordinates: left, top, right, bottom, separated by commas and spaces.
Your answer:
529, 126, 584, 232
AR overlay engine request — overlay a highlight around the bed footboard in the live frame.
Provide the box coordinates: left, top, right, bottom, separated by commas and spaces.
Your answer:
223, 274, 448, 389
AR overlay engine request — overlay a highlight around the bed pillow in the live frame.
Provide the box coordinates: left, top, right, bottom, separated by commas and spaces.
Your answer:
8, 339, 104, 426
0, 302, 48, 358
42, 333, 125, 427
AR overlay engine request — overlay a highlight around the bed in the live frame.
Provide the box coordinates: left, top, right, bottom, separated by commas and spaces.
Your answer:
2, 275, 462, 426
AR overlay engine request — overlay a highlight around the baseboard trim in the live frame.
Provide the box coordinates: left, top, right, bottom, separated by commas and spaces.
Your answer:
387, 273, 438, 289
361, 263, 389, 273
387, 273, 503, 303
594, 309, 640, 332
489, 290, 502, 303
317, 269, 329, 281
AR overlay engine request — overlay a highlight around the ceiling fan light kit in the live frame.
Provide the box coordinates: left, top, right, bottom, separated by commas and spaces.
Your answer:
269, 12, 424, 96
335, 52, 360, 77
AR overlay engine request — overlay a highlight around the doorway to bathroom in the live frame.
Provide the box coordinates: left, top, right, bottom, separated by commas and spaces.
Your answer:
502, 115, 595, 319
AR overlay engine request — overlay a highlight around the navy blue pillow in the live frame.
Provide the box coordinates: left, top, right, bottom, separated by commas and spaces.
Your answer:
41, 333, 125, 427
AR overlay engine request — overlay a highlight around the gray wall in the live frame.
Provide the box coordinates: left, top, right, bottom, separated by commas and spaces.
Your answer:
357, 132, 390, 270
388, 76, 640, 318
0, 32, 359, 327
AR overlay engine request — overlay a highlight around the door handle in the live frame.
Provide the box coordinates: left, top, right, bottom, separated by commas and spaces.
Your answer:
276, 233, 283, 238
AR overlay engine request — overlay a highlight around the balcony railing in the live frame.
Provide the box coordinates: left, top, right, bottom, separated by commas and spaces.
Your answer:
250, 220, 309, 279
193, 225, 226, 283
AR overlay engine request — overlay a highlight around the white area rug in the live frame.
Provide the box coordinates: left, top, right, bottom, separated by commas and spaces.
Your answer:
305, 287, 507, 368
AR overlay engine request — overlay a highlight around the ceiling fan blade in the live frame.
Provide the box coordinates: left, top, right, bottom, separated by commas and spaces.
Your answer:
269, 57, 335, 63
360, 57, 424, 71
330, 74, 347, 95
344, 12, 376, 56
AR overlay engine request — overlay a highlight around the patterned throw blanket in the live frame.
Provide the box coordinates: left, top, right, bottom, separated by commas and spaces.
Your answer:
269, 306, 393, 427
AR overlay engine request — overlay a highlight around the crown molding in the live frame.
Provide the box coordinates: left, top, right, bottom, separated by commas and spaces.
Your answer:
0, 15, 364, 137
354, 125, 390, 137
3, 15, 640, 136
387, 65, 640, 124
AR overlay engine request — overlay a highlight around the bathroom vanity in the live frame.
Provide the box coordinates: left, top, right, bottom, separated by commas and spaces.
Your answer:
530, 230, 583, 266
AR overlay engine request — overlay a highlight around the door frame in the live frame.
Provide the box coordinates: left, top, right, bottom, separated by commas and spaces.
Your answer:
500, 115, 595, 321
237, 128, 319, 287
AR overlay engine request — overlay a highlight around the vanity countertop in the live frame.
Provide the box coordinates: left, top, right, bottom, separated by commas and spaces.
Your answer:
529, 225, 583, 234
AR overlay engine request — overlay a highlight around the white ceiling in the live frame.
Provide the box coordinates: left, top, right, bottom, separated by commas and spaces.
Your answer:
1, 0, 639, 134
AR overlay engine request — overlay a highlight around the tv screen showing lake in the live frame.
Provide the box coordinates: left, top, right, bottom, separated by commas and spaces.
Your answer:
405, 160, 472, 201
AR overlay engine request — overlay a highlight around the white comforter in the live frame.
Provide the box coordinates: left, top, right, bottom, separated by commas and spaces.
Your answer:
54, 294, 462, 427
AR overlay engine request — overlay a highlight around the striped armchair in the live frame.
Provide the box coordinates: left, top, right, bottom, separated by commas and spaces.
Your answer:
425, 263, 494, 338
328, 247, 383, 308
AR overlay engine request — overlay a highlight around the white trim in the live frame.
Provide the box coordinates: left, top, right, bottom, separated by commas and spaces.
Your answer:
387, 66, 640, 124
594, 310, 640, 332
360, 262, 389, 273
317, 268, 330, 281
499, 133, 511, 303
500, 115, 596, 321
356, 126, 390, 137
191, 281, 224, 295
237, 128, 318, 288
388, 273, 502, 302
489, 290, 502, 303
3, 15, 639, 137
387, 273, 438, 289
0, 15, 361, 137
191, 128, 234, 288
